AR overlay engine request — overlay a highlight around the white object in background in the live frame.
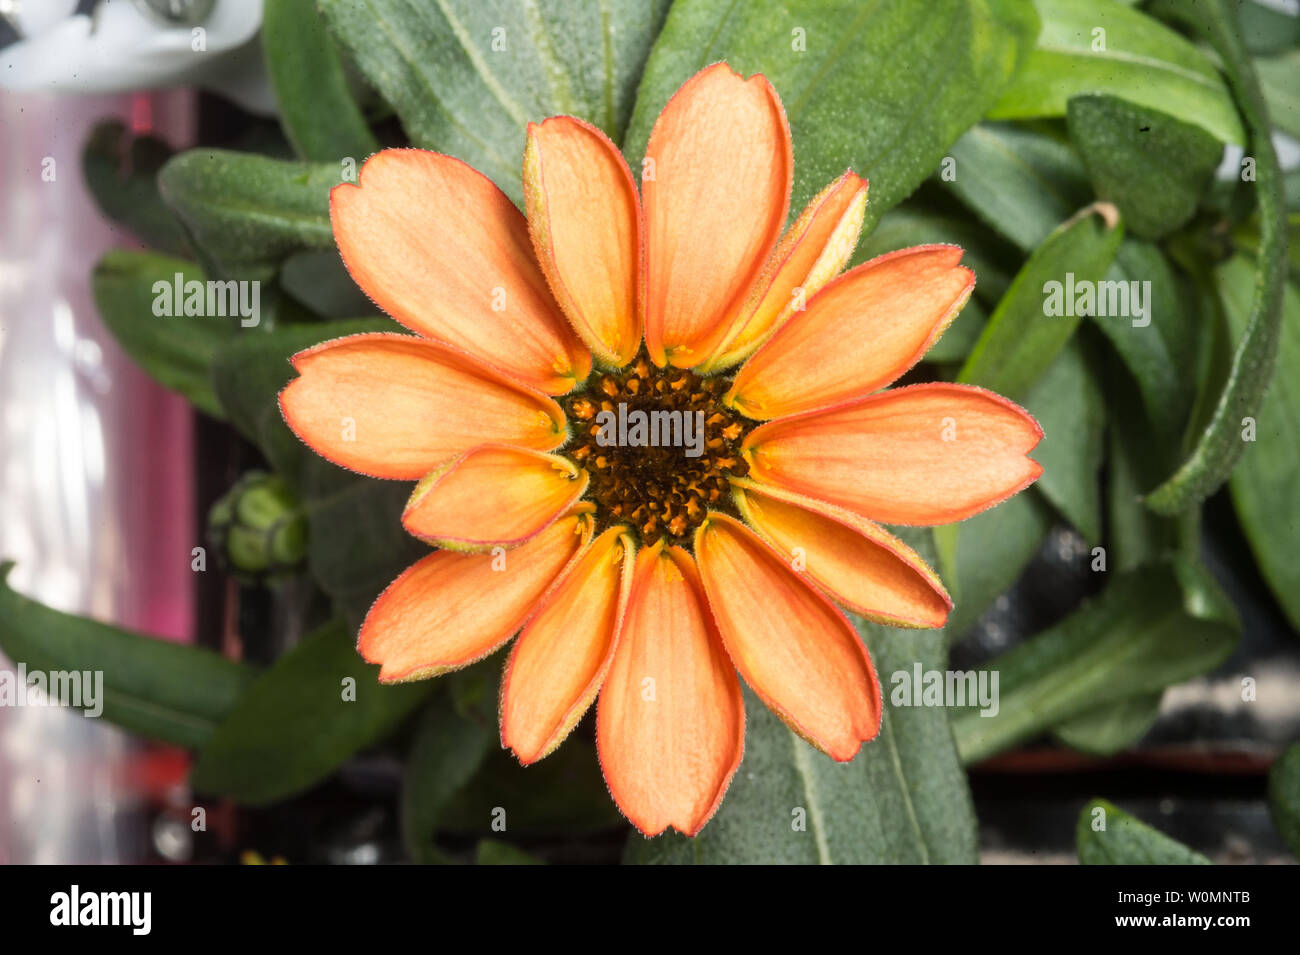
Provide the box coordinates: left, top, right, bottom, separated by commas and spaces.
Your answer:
0, 0, 271, 113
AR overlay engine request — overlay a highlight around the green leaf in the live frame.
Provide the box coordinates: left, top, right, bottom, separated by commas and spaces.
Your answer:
1257, 49, 1300, 140
934, 489, 1055, 642
0, 562, 258, 748
1051, 692, 1163, 756
476, 840, 545, 865
1145, 0, 1288, 515
439, 739, 624, 835
1238, 0, 1300, 55
158, 150, 337, 278
1106, 386, 1179, 573
401, 694, 494, 864
1077, 798, 1212, 864
262, 0, 379, 162
989, 0, 1244, 145
1223, 262, 1300, 632
1268, 744, 1300, 859
191, 619, 431, 804
624, 0, 1041, 233
1089, 240, 1194, 442
629, 600, 977, 863
958, 204, 1123, 400
317, 0, 671, 201
92, 250, 236, 418
952, 561, 1239, 764
81, 120, 188, 255
943, 121, 1092, 250
299, 459, 430, 634
1021, 340, 1104, 541
1066, 94, 1222, 239
279, 249, 373, 318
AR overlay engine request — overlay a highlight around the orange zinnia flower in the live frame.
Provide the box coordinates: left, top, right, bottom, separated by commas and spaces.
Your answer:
278, 63, 1042, 836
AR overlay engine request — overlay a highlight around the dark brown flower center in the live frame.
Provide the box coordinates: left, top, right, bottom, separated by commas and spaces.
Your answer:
561, 351, 753, 548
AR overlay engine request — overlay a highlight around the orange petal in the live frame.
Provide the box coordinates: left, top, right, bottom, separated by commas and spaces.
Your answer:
358, 508, 592, 683
730, 478, 951, 629
743, 383, 1043, 525
500, 526, 635, 764
728, 245, 975, 419
596, 544, 744, 837
694, 514, 880, 761
279, 333, 566, 480
699, 171, 868, 373
523, 117, 642, 367
643, 63, 792, 368
330, 149, 591, 394
402, 446, 589, 550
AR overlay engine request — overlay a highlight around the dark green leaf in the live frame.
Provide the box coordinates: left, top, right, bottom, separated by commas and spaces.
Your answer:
933, 490, 1055, 642
279, 249, 374, 318
1089, 240, 1194, 442
1051, 693, 1163, 756
262, 0, 379, 161
1021, 340, 1104, 541
439, 739, 624, 835
1077, 798, 1212, 864
1067, 93, 1222, 239
624, 0, 1041, 233
629, 595, 977, 863
0, 562, 258, 748
1237, 0, 1300, 55
401, 694, 494, 864
318, 0, 671, 201
952, 561, 1239, 764
990, 0, 1243, 145
1257, 49, 1300, 140
1268, 744, 1300, 859
191, 619, 431, 804
1145, 0, 1288, 515
92, 250, 236, 418
476, 840, 545, 865
158, 150, 337, 278
81, 120, 188, 255
958, 204, 1123, 400
943, 121, 1091, 250
1223, 261, 1300, 632
299, 459, 430, 634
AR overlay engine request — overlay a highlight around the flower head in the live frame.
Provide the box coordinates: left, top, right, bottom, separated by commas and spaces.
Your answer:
279, 63, 1042, 836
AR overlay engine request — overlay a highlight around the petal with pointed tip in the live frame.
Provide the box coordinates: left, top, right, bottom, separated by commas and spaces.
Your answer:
701, 171, 867, 373
643, 63, 791, 367
729, 245, 974, 419
743, 383, 1043, 525
358, 509, 592, 683
279, 333, 566, 480
596, 545, 744, 836
402, 446, 588, 550
330, 149, 590, 393
501, 527, 634, 764
694, 514, 880, 761
524, 117, 642, 367
731, 479, 951, 628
